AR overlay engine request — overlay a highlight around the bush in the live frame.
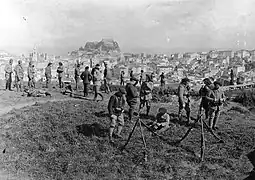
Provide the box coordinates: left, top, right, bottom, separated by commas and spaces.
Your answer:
233, 89, 255, 107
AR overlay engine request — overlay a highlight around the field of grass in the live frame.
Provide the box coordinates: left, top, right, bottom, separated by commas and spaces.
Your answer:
0, 93, 254, 180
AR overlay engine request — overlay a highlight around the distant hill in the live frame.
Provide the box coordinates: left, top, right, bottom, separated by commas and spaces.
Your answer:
83, 38, 121, 53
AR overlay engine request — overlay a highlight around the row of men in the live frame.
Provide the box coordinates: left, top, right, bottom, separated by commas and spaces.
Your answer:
120, 70, 166, 88
4, 59, 36, 92
107, 75, 226, 143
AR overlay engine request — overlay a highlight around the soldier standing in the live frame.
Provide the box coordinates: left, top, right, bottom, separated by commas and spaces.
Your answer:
103, 62, 111, 94
159, 72, 166, 94
27, 61, 36, 88
139, 70, 146, 85
80, 66, 92, 97
207, 81, 225, 130
57, 62, 64, 88
125, 78, 138, 121
130, 70, 138, 86
4, 59, 13, 91
177, 77, 191, 124
139, 74, 154, 116
120, 71, 125, 86
74, 63, 81, 90
45, 63, 52, 88
108, 88, 126, 143
92, 64, 104, 101
198, 78, 214, 120
14, 60, 24, 92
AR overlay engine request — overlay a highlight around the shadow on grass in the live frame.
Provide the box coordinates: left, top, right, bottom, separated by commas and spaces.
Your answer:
76, 122, 108, 137
95, 111, 109, 118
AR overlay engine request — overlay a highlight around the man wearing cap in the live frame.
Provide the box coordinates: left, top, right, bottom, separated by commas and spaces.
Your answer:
130, 70, 139, 86
74, 63, 81, 90
27, 61, 36, 88
159, 72, 166, 94
108, 88, 126, 143
103, 62, 111, 94
139, 70, 146, 85
45, 63, 52, 88
57, 62, 64, 88
198, 78, 214, 120
120, 71, 125, 86
139, 74, 154, 116
148, 107, 170, 134
177, 77, 191, 124
80, 66, 92, 97
207, 81, 226, 130
14, 60, 24, 92
92, 64, 104, 101
125, 78, 138, 121
4, 59, 13, 91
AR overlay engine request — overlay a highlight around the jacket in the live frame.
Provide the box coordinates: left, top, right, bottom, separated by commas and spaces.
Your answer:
140, 81, 153, 100
156, 113, 170, 127
125, 83, 138, 102
14, 64, 24, 79
74, 65, 80, 78
108, 92, 125, 115
45, 66, 51, 78
178, 83, 190, 105
27, 66, 35, 78
199, 85, 211, 108
206, 88, 225, 107
92, 68, 101, 86
80, 70, 92, 84
57, 66, 64, 78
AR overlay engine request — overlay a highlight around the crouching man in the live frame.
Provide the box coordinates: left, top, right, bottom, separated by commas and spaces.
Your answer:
108, 88, 126, 143
148, 107, 170, 134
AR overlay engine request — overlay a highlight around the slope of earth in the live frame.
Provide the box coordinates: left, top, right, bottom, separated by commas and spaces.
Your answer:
0, 92, 254, 179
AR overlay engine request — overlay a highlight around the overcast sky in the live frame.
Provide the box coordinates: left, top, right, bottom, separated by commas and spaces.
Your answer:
0, 0, 254, 55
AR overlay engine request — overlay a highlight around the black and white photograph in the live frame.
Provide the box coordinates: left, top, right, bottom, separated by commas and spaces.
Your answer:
0, 0, 254, 179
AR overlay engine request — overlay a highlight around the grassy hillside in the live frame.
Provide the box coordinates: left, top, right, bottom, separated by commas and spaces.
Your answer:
0, 97, 254, 180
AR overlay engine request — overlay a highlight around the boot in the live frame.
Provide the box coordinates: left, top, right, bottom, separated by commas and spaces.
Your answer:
109, 127, 114, 143
146, 106, 151, 116
128, 108, 133, 121
116, 126, 123, 139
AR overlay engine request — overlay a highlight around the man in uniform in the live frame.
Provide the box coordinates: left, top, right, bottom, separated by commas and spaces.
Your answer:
139, 70, 146, 85
57, 62, 64, 88
177, 77, 191, 124
108, 88, 126, 143
103, 62, 111, 94
120, 71, 125, 86
139, 74, 154, 116
207, 81, 225, 130
4, 59, 13, 91
27, 61, 36, 88
198, 78, 214, 120
125, 78, 138, 122
159, 72, 166, 94
14, 60, 24, 92
92, 64, 103, 101
74, 62, 81, 90
148, 107, 170, 134
80, 66, 92, 97
45, 63, 52, 88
